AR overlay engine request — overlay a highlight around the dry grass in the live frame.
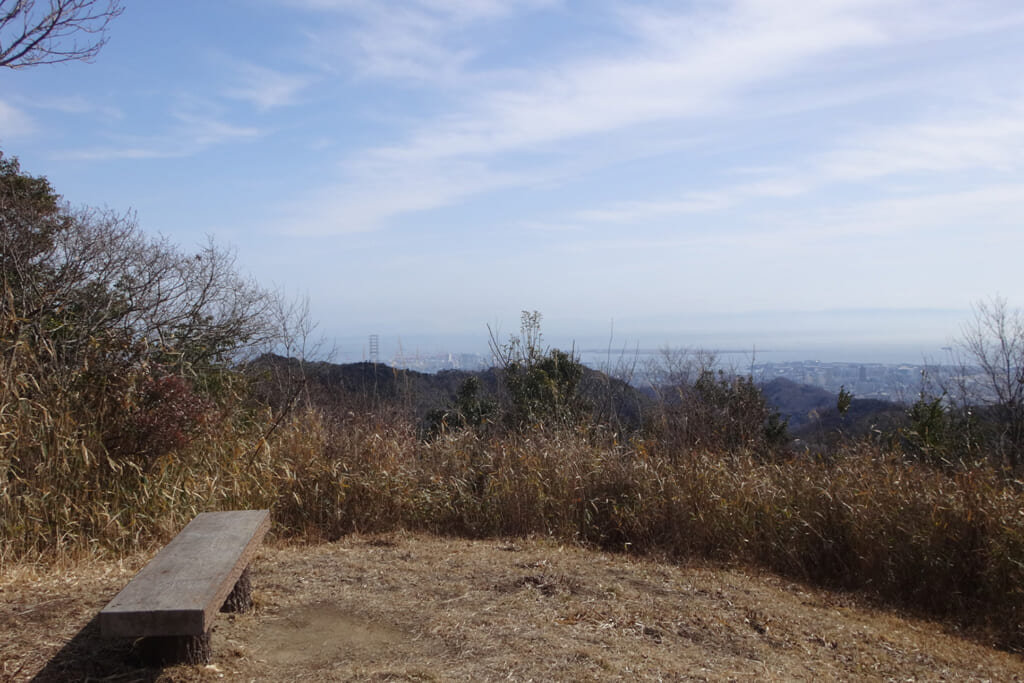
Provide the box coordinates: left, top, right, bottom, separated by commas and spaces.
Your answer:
3, 405, 1024, 651
4, 533, 1023, 681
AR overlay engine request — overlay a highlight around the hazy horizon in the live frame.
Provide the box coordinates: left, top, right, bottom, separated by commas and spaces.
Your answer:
323, 305, 966, 367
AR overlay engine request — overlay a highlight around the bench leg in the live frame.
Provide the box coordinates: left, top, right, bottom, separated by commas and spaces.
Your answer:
220, 566, 253, 613
136, 631, 212, 665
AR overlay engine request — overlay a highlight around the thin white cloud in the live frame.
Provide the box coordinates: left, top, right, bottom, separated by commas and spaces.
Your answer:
283, 159, 530, 234
282, 0, 532, 13
275, 0, 1024, 237
292, 1, 893, 233
819, 109, 1024, 181
286, 0, 557, 23
550, 92, 1024, 233
368, 2, 885, 165
15, 94, 122, 120
518, 220, 585, 233
172, 112, 261, 146
0, 100, 34, 139
766, 182, 1024, 244
574, 195, 737, 224
224, 63, 313, 110
540, 182, 1024, 306
284, 0, 558, 84
57, 146, 185, 161
862, 0, 1024, 41
55, 113, 262, 161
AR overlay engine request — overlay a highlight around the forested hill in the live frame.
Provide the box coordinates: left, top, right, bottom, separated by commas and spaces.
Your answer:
247, 354, 649, 429
249, 354, 905, 443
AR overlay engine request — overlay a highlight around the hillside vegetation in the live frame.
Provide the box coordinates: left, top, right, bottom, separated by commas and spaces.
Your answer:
2, 153, 1023, 652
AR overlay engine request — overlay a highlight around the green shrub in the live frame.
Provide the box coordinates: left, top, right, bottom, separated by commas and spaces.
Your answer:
489, 311, 587, 428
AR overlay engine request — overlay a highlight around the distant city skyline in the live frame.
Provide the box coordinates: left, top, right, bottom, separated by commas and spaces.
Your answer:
2, 2, 1022, 342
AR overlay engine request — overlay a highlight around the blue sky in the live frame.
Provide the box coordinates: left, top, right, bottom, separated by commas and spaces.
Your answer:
2, 0, 1023, 361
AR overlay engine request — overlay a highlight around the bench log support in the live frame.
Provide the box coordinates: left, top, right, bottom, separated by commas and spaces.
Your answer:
220, 566, 254, 614
100, 510, 270, 665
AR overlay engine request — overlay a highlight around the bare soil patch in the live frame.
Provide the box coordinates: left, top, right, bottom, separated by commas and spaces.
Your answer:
3, 533, 1022, 681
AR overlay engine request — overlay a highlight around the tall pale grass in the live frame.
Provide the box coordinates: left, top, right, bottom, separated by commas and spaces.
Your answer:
259, 411, 1024, 649
3, 400, 1022, 649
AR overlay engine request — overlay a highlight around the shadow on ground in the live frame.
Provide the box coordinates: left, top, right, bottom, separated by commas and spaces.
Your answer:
30, 615, 161, 683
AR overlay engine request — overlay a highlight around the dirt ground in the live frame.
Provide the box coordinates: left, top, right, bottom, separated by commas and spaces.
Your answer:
2, 532, 1022, 682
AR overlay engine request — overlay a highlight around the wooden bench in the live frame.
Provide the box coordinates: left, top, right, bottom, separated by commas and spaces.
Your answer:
100, 510, 271, 664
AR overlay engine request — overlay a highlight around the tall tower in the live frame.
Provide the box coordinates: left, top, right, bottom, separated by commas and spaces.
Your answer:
368, 334, 379, 364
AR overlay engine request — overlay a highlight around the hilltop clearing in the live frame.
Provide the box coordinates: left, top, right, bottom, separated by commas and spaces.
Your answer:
6, 533, 1022, 682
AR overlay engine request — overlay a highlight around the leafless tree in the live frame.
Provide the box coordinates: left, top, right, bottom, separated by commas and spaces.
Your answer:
644, 346, 718, 397
2, 152, 294, 381
1, 0, 123, 69
957, 296, 1024, 469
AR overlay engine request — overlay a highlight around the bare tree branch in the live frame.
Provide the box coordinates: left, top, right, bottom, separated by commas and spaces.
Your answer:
956, 296, 1024, 469
0, 0, 123, 69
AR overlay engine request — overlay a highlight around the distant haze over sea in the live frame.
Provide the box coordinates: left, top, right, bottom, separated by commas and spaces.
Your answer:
323, 308, 964, 368
326, 336, 953, 369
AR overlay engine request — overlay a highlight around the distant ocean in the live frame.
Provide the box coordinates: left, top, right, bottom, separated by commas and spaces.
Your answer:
325, 308, 965, 370
326, 334, 954, 369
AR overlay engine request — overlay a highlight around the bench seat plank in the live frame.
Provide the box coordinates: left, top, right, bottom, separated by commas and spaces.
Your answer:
100, 510, 270, 638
